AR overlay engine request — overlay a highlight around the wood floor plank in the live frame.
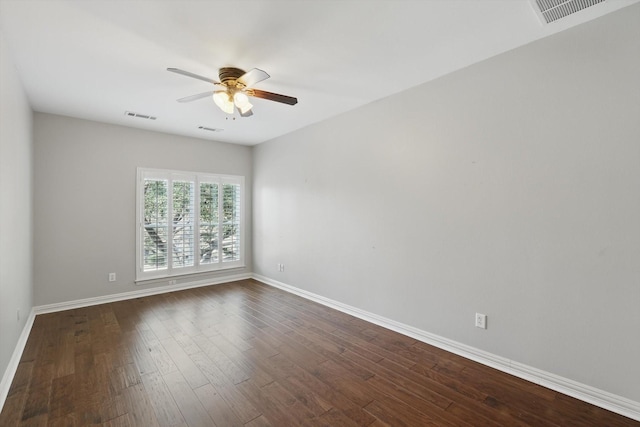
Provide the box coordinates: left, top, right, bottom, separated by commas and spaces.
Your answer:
258, 353, 376, 426
0, 393, 28, 426
2, 279, 638, 427
34, 316, 59, 368
143, 313, 173, 342
242, 287, 416, 375
6, 360, 34, 399
53, 325, 76, 378
101, 412, 132, 427
72, 311, 92, 356
20, 363, 54, 423
189, 351, 262, 423
72, 352, 101, 423
243, 337, 280, 359
1, 378, 31, 425
48, 374, 75, 420
162, 370, 214, 427
119, 382, 160, 427
134, 321, 160, 346
47, 413, 78, 427
244, 346, 332, 417
146, 341, 178, 376
139, 371, 187, 427
310, 360, 374, 408
191, 335, 251, 385
162, 320, 202, 355
235, 379, 310, 425
364, 397, 441, 427
74, 350, 127, 424
109, 363, 142, 394
552, 393, 637, 427
193, 383, 245, 427
451, 364, 562, 426
19, 324, 45, 363
376, 358, 529, 427
408, 359, 490, 404
280, 320, 375, 381
160, 337, 208, 389
303, 407, 361, 427
243, 414, 272, 427
260, 380, 316, 420
277, 374, 334, 417
206, 332, 275, 388
122, 330, 158, 376
19, 413, 48, 427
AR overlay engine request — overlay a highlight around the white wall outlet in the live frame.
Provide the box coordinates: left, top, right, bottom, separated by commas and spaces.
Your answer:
475, 313, 487, 329
108, 272, 116, 282
277, 263, 285, 272
169, 279, 177, 285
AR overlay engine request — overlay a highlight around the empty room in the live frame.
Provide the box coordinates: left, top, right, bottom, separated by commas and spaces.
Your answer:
1, 0, 639, 425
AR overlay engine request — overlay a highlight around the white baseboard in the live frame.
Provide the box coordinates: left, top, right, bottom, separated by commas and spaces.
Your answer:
0, 308, 36, 412
33, 273, 252, 314
252, 274, 640, 422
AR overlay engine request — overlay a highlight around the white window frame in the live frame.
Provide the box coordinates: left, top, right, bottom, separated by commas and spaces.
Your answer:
136, 167, 245, 282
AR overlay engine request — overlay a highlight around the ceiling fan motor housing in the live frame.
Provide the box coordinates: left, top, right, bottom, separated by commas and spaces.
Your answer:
219, 67, 245, 87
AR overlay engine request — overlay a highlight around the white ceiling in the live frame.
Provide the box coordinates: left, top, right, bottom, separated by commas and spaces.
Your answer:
1, 0, 637, 145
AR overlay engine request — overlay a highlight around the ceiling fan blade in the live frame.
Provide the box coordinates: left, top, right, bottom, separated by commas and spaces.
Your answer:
238, 68, 270, 88
177, 91, 215, 103
249, 89, 298, 106
167, 68, 219, 84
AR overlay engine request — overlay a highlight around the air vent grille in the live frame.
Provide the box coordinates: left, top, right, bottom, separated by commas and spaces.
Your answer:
198, 126, 223, 132
531, 0, 606, 23
125, 111, 157, 120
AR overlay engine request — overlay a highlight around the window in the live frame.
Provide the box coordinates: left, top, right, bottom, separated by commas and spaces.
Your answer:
136, 168, 244, 281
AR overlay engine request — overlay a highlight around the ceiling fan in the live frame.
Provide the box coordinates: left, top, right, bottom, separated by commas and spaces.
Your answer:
168, 67, 297, 117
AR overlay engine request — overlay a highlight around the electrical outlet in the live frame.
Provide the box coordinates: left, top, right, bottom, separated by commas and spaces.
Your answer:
277, 263, 285, 272
108, 272, 116, 282
475, 313, 487, 329
169, 279, 177, 285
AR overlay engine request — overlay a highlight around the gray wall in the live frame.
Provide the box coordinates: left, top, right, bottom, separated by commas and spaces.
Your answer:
253, 5, 640, 402
0, 31, 33, 384
33, 114, 253, 306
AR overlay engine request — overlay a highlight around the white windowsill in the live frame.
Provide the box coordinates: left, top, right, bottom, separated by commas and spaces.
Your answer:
134, 265, 247, 285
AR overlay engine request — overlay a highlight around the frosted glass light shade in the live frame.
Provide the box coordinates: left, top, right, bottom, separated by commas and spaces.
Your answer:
213, 91, 234, 114
234, 92, 253, 114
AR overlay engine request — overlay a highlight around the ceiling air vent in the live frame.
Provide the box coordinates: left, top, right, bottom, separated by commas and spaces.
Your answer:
198, 126, 223, 132
124, 111, 157, 120
530, 0, 606, 24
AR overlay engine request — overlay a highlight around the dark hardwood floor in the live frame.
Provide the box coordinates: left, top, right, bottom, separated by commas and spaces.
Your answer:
1, 279, 637, 426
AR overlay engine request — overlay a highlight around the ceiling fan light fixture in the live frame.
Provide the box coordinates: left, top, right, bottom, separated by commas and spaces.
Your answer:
212, 90, 227, 108
234, 91, 253, 114
233, 91, 249, 105
213, 91, 234, 115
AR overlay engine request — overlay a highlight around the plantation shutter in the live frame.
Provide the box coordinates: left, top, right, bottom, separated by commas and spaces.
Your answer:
171, 177, 195, 269
136, 168, 244, 281
222, 181, 241, 262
